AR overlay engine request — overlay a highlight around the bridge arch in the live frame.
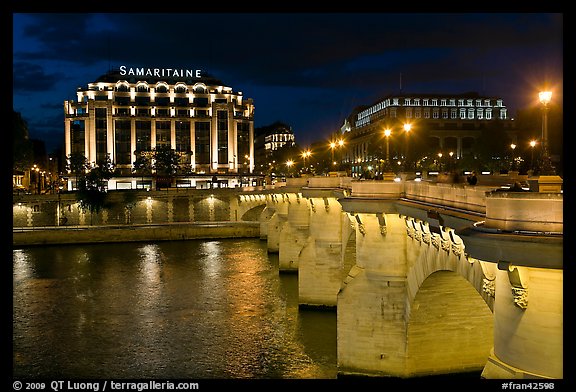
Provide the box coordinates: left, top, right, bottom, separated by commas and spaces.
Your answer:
406, 270, 494, 376
404, 216, 495, 314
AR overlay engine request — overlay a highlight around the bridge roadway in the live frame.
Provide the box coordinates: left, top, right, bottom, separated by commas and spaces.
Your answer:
237, 176, 563, 379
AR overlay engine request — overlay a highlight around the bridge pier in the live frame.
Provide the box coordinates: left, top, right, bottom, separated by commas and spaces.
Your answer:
278, 193, 309, 272
481, 265, 563, 379
298, 197, 345, 307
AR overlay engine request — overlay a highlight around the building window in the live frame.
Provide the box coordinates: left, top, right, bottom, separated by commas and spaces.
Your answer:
467, 99, 473, 106
174, 97, 188, 107
114, 120, 131, 165
486, 109, 492, 119
432, 99, 438, 106
414, 98, 420, 106
433, 109, 439, 119
476, 99, 482, 107
406, 107, 412, 118
423, 99, 429, 106
450, 99, 455, 106
195, 122, 210, 164
137, 84, 149, 92
442, 109, 449, 119
237, 122, 250, 169
392, 98, 399, 106
390, 108, 397, 118
451, 109, 457, 119
404, 98, 411, 106
155, 121, 171, 149
136, 121, 152, 152
156, 85, 168, 93
176, 121, 191, 155
460, 108, 466, 119
415, 108, 421, 118
424, 109, 430, 119
217, 111, 228, 164
95, 108, 107, 164
468, 108, 475, 119
71, 120, 86, 155
458, 99, 464, 106
441, 99, 447, 106
477, 108, 484, 119
155, 97, 170, 106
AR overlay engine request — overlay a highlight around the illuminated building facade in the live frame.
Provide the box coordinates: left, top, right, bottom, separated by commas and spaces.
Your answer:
340, 92, 516, 174
64, 68, 255, 180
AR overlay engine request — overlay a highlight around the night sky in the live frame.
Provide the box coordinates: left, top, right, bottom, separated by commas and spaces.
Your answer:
12, 13, 563, 153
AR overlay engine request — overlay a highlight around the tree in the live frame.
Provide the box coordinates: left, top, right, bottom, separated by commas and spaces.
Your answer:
13, 110, 33, 171
133, 151, 153, 185
66, 152, 89, 177
152, 146, 181, 189
75, 158, 114, 224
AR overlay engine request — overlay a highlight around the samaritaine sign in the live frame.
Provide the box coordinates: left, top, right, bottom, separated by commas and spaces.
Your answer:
119, 65, 202, 78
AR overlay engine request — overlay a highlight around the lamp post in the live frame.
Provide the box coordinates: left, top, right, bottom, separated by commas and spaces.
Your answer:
286, 159, 293, 177
384, 129, 391, 163
438, 152, 443, 172
538, 91, 555, 175
403, 123, 411, 170
510, 143, 516, 171
529, 140, 537, 172
301, 150, 311, 173
330, 142, 336, 166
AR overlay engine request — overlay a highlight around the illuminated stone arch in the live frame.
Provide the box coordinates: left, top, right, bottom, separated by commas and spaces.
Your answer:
136, 81, 150, 92
115, 81, 130, 92
155, 82, 169, 92
174, 82, 188, 93
192, 83, 207, 94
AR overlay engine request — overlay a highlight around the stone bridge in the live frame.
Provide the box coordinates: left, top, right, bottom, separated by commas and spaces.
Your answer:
235, 176, 563, 379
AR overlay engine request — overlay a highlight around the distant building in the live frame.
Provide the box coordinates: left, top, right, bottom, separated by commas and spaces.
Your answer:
254, 121, 296, 166
63, 68, 255, 186
341, 92, 516, 175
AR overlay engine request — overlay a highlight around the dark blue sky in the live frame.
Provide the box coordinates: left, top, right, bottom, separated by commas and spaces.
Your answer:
12, 13, 563, 153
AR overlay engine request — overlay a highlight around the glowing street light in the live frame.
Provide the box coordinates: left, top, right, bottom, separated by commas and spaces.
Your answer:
538, 90, 555, 174
510, 143, 517, 171
301, 150, 311, 172
384, 128, 391, 162
403, 123, 412, 171
329, 141, 336, 163
529, 140, 537, 172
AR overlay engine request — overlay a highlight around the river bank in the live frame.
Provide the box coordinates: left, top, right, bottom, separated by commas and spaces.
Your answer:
13, 221, 260, 247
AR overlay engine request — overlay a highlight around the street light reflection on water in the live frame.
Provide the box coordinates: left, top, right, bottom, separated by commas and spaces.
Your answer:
13, 239, 337, 379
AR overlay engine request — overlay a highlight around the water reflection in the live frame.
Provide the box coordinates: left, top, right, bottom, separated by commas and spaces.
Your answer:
12, 240, 337, 379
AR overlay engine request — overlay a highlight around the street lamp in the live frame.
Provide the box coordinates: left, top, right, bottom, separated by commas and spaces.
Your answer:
529, 140, 537, 172
329, 141, 336, 164
510, 143, 516, 171
403, 123, 412, 170
438, 152, 443, 172
384, 128, 391, 162
286, 159, 294, 176
538, 91, 554, 174
301, 150, 311, 173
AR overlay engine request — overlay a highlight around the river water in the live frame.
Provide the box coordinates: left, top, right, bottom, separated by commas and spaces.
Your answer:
12, 239, 338, 379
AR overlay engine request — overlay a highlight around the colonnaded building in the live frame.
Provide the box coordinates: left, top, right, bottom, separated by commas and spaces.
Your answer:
64, 66, 255, 189
340, 92, 516, 176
